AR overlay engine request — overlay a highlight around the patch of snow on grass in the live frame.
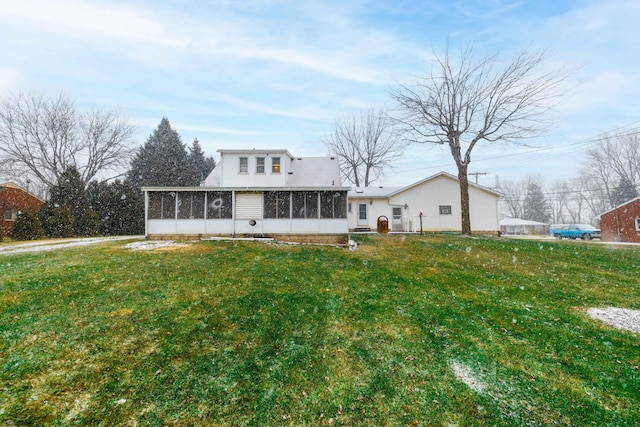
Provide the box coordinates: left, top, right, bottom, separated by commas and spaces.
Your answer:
451, 360, 486, 393
587, 307, 640, 333
124, 240, 189, 251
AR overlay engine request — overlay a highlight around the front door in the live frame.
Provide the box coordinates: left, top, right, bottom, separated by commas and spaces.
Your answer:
392, 207, 403, 231
357, 203, 368, 227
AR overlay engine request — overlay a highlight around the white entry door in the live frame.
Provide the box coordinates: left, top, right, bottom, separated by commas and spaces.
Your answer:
392, 207, 403, 231
357, 203, 368, 226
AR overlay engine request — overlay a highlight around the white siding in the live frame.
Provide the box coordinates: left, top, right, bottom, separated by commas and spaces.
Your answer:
235, 192, 262, 219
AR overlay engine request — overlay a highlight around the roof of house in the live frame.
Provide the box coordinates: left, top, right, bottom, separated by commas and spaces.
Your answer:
500, 218, 548, 226
598, 196, 640, 217
0, 182, 45, 202
348, 172, 502, 198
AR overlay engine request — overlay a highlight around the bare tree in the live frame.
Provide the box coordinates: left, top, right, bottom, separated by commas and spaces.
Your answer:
548, 180, 570, 224
323, 108, 405, 187
392, 45, 572, 234
497, 178, 525, 219
581, 131, 640, 208
0, 92, 134, 192
566, 177, 587, 224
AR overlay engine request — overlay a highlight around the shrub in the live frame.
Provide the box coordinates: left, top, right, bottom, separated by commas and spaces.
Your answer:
40, 204, 75, 238
11, 206, 44, 240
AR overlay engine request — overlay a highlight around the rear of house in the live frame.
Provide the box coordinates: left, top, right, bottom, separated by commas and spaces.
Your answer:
599, 197, 640, 243
143, 149, 350, 244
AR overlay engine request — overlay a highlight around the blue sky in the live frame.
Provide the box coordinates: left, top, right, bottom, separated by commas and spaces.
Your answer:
1, 0, 639, 187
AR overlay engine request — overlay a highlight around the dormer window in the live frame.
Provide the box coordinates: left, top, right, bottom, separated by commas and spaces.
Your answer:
256, 157, 265, 174
272, 157, 281, 174
239, 157, 248, 173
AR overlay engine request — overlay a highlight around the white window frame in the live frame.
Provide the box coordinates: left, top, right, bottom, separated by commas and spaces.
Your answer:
439, 205, 452, 215
271, 157, 281, 174
635, 217, 640, 231
256, 157, 265, 174
239, 157, 248, 173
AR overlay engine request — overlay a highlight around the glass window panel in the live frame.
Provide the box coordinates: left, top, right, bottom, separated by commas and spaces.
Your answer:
256, 157, 265, 174
239, 157, 248, 173
271, 157, 280, 173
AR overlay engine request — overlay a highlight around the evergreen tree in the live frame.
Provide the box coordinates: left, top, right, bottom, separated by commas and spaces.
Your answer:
40, 204, 75, 237
11, 206, 44, 240
522, 182, 551, 223
87, 179, 144, 235
40, 166, 99, 236
611, 177, 638, 207
187, 138, 216, 185
128, 117, 194, 188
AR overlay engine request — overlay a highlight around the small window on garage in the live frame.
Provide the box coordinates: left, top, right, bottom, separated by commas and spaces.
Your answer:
439, 205, 452, 215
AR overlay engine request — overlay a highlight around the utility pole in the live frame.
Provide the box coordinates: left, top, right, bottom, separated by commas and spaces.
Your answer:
469, 172, 487, 184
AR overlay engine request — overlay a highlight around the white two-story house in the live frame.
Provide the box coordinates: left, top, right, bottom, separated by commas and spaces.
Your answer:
143, 149, 350, 244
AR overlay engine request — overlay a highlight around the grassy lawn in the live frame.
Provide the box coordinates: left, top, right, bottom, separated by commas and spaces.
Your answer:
1, 234, 640, 426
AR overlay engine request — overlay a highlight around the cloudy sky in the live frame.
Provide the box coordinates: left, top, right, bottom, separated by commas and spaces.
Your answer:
1, 0, 638, 187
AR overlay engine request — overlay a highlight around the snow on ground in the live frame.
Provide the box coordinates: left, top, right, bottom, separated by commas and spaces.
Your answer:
124, 240, 190, 250
587, 307, 640, 333
451, 360, 486, 393
0, 236, 143, 255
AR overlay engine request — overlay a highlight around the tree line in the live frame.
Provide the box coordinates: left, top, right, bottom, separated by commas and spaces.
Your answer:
498, 131, 640, 224
0, 94, 215, 240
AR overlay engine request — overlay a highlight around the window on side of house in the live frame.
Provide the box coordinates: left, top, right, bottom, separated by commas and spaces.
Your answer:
239, 157, 248, 173
271, 157, 281, 173
4, 209, 13, 220
264, 191, 290, 218
256, 157, 265, 174
439, 205, 452, 215
636, 217, 640, 231
206, 191, 233, 219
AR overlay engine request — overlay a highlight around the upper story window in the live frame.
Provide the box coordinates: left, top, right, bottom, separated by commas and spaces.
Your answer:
256, 157, 265, 174
271, 157, 281, 173
239, 157, 248, 173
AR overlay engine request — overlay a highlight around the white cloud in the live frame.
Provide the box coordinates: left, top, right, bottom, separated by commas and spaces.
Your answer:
0, 0, 189, 48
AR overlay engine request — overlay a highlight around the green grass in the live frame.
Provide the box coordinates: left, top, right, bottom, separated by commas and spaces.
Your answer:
1, 235, 640, 426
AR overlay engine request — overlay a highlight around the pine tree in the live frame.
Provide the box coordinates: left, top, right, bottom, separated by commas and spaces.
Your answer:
187, 138, 216, 185
522, 182, 551, 223
128, 117, 194, 188
87, 179, 144, 235
611, 177, 638, 207
40, 166, 99, 236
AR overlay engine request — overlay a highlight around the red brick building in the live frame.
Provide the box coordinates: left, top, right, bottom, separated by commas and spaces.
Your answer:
599, 197, 640, 243
0, 182, 45, 236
